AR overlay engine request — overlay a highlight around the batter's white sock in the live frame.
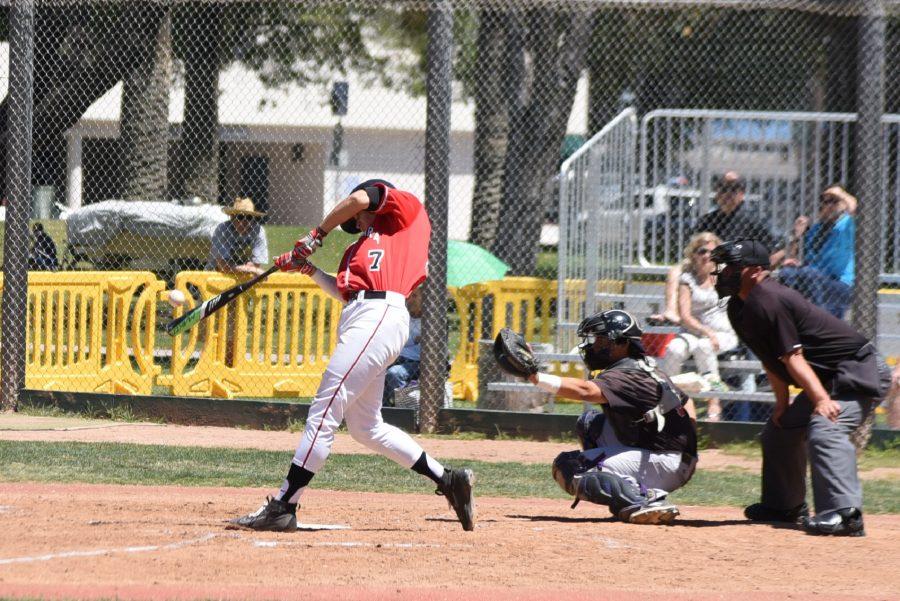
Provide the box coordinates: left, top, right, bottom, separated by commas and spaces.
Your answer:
411, 452, 445, 485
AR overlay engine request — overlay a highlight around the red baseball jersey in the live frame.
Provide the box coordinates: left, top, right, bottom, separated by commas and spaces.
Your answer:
336, 185, 431, 299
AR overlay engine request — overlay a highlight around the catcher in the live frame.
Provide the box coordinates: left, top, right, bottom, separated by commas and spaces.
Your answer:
493, 309, 698, 524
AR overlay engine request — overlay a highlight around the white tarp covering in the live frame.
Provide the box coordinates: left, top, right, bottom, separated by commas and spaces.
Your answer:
64, 201, 229, 268
65, 200, 228, 247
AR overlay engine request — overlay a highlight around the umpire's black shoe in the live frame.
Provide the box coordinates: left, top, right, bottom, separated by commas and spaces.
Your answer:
744, 502, 809, 523
801, 507, 865, 537
227, 496, 297, 532
437, 468, 476, 531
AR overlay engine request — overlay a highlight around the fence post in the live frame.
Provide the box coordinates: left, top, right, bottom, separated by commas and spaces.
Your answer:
1, 1, 35, 411
852, 0, 886, 339
419, 0, 453, 433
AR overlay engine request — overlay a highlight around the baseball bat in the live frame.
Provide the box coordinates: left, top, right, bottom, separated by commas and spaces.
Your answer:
165, 264, 279, 336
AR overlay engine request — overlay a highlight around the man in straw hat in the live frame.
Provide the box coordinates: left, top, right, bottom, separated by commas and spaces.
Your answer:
206, 197, 269, 276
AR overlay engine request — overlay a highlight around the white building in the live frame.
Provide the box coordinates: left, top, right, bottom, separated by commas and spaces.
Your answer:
55, 56, 588, 240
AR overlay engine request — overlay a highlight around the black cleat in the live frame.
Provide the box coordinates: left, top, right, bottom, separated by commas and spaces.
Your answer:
227, 496, 297, 532
437, 468, 476, 531
801, 507, 865, 537
744, 502, 809, 524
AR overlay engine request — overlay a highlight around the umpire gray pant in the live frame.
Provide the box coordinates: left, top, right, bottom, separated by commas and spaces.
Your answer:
760, 393, 874, 515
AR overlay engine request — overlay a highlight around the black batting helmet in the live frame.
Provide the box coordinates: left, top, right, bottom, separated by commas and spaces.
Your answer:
340, 179, 396, 234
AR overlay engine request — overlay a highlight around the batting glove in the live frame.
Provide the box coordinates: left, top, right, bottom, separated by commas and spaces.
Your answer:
275, 251, 316, 275
292, 227, 326, 261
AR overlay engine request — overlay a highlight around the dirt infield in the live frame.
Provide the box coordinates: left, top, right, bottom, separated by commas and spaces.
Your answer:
1, 482, 899, 601
1, 414, 899, 600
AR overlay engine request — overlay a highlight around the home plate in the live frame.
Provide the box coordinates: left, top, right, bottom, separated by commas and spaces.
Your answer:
296, 523, 350, 531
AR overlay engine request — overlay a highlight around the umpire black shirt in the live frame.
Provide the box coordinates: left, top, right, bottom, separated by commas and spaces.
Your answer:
591, 359, 697, 458
695, 203, 778, 250
727, 277, 883, 398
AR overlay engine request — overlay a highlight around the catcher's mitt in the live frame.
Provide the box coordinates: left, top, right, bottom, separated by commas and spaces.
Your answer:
493, 328, 539, 378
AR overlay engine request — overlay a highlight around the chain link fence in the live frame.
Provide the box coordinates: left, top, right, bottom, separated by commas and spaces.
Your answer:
1, 1, 899, 429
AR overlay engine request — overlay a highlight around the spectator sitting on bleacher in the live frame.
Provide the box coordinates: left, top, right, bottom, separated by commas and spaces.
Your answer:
658, 232, 739, 421
383, 287, 423, 406
652, 171, 780, 325
778, 184, 857, 319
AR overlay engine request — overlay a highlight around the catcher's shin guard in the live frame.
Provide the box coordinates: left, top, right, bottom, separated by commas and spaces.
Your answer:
574, 471, 646, 516
574, 471, 678, 523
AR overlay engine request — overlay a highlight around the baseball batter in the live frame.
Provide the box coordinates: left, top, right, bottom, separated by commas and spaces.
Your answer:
230, 179, 475, 532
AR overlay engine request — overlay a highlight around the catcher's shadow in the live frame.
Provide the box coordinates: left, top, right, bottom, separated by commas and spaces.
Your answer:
508, 514, 751, 528
662, 518, 753, 528
506, 514, 616, 524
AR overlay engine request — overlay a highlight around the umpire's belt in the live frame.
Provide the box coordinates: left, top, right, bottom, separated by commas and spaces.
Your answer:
347, 290, 406, 308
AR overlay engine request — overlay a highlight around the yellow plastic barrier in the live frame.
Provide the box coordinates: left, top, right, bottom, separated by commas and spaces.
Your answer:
167, 271, 343, 398
8, 270, 894, 400
24, 272, 163, 394
448, 277, 624, 401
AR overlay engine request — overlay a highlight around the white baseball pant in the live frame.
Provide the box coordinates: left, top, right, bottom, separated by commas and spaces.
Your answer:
290, 292, 426, 479
581, 418, 696, 494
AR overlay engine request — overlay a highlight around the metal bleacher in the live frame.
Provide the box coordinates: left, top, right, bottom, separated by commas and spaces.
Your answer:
500, 266, 896, 418
545, 265, 778, 415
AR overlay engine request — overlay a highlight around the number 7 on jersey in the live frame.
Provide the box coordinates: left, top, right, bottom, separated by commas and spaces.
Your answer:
368, 249, 384, 271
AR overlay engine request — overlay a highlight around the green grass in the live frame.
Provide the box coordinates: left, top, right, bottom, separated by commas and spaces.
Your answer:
264, 225, 359, 274
450, 399, 585, 415
0, 440, 898, 513
716, 440, 900, 471
859, 444, 900, 469
16, 401, 162, 423
0, 440, 563, 498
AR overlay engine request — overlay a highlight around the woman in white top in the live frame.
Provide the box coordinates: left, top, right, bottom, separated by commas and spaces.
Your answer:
659, 232, 739, 420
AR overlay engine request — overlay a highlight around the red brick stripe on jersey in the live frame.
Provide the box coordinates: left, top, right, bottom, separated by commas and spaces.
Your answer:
299, 304, 391, 468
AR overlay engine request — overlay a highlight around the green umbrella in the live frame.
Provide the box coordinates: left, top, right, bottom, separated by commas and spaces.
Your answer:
446, 240, 508, 288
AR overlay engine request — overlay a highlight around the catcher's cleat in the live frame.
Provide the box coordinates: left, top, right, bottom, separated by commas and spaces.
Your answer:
801, 508, 865, 537
227, 496, 297, 532
437, 468, 476, 531
744, 502, 809, 524
626, 502, 680, 525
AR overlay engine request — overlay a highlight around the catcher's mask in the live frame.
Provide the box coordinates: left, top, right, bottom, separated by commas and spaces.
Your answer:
341, 179, 396, 234
576, 309, 644, 371
552, 450, 584, 496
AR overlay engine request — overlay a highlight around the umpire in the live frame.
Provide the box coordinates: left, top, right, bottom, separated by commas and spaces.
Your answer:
711, 239, 892, 536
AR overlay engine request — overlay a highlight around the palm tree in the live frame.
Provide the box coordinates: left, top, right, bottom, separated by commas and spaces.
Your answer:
469, 8, 514, 251
492, 6, 596, 275
120, 4, 172, 201
170, 1, 223, 203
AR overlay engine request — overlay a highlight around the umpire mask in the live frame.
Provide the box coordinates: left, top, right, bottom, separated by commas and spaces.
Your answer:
714, 265, 742, 299
711, 240, 770, 299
